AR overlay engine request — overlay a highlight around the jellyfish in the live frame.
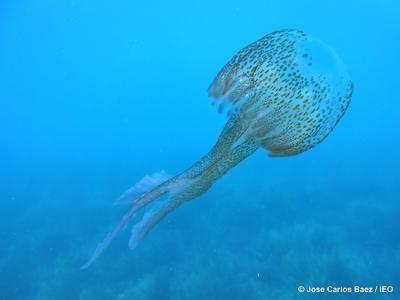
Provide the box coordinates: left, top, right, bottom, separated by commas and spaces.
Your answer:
81, 29, 353, 269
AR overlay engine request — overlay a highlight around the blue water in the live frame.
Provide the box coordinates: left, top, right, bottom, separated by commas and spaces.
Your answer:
1, 1, 399, 299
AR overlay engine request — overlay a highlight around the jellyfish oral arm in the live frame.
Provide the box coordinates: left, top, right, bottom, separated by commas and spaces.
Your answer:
81, 116, 258, 269
125, 136, 259, 254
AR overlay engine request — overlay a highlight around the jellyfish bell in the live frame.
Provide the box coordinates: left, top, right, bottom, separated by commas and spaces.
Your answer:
81, 29, 353, 269
209, 29, 353, 157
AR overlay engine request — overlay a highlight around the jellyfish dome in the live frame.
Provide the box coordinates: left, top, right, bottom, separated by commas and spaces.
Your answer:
208, 29, 353, 157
